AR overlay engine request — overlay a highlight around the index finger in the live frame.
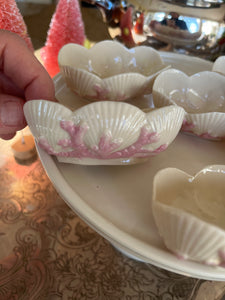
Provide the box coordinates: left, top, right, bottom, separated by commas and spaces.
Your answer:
0, 30, 55, 101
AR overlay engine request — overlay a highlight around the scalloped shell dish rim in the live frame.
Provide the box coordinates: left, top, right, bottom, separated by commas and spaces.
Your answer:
152, 165, 225, 266
23, 100, 185, 165
212, 56, 225, 75
152, 68, 225, 139
58, 40, 169, 101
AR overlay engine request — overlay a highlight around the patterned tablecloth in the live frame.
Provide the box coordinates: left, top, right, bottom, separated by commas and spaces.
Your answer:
0, 133, 225, 300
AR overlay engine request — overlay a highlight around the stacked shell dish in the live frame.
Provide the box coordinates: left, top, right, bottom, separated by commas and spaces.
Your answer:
24, 40, 186, 166
57, 40, 169, 101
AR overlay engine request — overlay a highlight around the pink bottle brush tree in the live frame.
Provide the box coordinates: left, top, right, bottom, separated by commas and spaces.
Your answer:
41, 0, 86, 77
0, 0, 33, 51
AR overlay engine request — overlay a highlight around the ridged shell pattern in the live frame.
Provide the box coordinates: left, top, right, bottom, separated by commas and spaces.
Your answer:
153, 203, 225, 265
152, 166, 225, 266
58, 40, 168, 101
153, 69, 225, 139
23, 100, 185, 165
144, 106, 185, 151
184, 112, 225, 139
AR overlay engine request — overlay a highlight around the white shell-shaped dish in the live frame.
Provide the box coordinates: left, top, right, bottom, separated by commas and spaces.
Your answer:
23, 100, 185, 165
152, 68, 225, 139
212, 56, 225, 75
152, 165, 225, 267
58, 40, 168, 101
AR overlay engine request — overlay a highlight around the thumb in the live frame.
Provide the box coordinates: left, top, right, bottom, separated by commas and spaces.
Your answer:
0, 95, 26, 139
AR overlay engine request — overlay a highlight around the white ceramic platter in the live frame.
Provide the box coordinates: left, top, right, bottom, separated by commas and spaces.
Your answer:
37, 52, 225, 280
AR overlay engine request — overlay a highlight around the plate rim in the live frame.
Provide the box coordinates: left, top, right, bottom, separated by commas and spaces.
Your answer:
36, 144, 225, 280
36, 52, 225, 281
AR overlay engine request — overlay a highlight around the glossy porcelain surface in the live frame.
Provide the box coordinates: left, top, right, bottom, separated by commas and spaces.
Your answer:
152, 165, 225, 267
24, 100, 184, 165
58, 40, 168, 101
212, 56, 225, 75
27, 52, 225, 281
152, 68, 225, 139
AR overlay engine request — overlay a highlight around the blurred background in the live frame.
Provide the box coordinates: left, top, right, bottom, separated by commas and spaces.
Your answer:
16, 0, 225, 60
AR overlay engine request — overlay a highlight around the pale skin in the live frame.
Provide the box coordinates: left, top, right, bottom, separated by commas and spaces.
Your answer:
0, 30, 55, 140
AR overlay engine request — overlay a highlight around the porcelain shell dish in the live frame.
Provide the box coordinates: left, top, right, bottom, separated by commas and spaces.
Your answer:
152, 68, 225, 139
152, 165, 225, 267
23, 100, 185, 165
58, 40, 168, 101
212, 56, 225, 76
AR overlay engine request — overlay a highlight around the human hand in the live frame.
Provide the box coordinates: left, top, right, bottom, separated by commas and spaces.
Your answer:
0, 30, 55, 140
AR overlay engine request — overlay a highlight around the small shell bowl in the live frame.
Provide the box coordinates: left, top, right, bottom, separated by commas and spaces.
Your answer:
212, 56, 225, 76
58, 40, 168, 101
152, 68, 225, 140
152, 165, 225, 267
23, 100, 185, 166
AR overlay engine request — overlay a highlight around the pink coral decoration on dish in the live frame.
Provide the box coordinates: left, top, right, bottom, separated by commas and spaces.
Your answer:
23, 100, 185, 165
38, 125, 166, 159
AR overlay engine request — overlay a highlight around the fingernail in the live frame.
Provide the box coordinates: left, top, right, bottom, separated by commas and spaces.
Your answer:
1, 100, 24, 127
